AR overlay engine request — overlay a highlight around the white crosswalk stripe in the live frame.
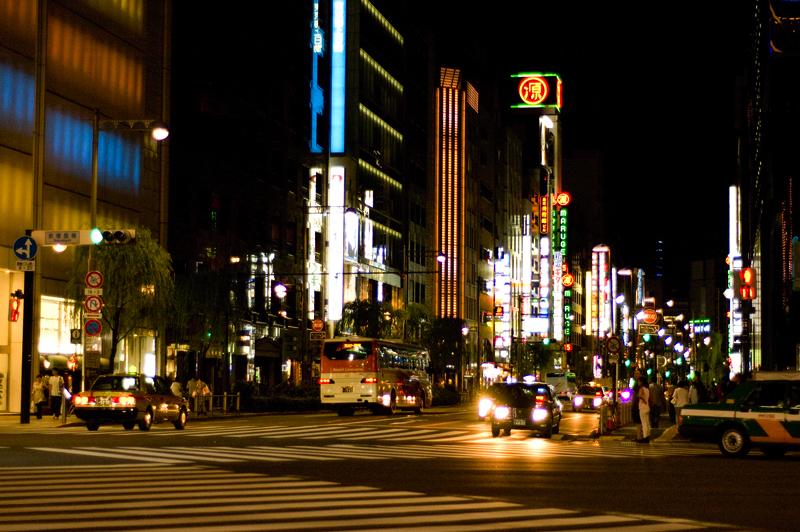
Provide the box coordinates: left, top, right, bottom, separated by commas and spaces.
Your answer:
27, 438, 714, 466
0, 464, 720, 531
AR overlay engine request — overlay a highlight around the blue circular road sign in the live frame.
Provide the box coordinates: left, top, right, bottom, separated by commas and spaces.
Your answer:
13, 236, 37, 260
84, 319, 102, 337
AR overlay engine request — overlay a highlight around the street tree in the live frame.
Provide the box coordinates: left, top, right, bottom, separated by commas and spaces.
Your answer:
336, 299, 395, 338
422, 317, 464, 385
67, 227, 174, 371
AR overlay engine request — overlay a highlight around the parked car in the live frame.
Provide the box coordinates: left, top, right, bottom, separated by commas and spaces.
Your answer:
572, 384, 610, 412
72, 373, 189, 431
490, 382, 562, 438
678, 371, 800, 457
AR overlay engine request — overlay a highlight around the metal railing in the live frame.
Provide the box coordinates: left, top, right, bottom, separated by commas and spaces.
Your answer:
192, 392, 240, 416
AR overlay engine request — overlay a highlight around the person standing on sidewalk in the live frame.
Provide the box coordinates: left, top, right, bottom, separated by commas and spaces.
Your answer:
648, 374, 666, 428
48, 370, 64, 419
31, 374, 47, 420
636, 376, 651, 443
672, 380, 690, 421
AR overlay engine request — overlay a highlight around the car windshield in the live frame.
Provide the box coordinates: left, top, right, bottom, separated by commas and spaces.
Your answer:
91, 376, 140, 392
578, 385, 601, 395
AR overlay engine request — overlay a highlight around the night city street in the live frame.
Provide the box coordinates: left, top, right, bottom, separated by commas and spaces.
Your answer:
2, 2, 800, 531
1, 408, 798, 531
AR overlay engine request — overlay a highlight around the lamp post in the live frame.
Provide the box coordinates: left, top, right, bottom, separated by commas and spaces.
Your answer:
90, 109, 169, 229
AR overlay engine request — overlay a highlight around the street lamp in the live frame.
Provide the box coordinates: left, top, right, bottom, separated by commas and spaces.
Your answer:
90, 109, 169, 229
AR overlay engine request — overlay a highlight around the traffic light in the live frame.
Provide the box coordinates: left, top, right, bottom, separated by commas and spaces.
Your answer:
100, 229, 136, 244
738, 267, 757, 300
8, 292, 21, 322
642, 333, 651, 343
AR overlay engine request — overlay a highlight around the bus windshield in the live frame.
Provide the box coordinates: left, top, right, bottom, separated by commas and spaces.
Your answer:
323, 342, 370, 361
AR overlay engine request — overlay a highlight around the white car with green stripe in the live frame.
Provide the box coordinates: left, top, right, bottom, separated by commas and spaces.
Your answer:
677, 372, 800, 457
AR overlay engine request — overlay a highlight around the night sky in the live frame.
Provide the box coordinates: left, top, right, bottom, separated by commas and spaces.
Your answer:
172, 2, 752, 297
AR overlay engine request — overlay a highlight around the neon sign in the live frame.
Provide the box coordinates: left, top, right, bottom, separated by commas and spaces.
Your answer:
518, 76, 548, 105
510, 72, 562, 110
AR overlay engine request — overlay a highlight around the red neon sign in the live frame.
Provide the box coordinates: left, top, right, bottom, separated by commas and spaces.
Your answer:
561, 273, 575, 287
555, 191, 572, 207
518, 76, 549, 106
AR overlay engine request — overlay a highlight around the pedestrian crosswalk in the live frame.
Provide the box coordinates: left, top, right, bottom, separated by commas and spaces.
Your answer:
0, 464, 723, 531
28, 438, 715, 466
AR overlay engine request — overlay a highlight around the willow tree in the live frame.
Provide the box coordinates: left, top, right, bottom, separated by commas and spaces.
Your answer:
67, 227, 174, 370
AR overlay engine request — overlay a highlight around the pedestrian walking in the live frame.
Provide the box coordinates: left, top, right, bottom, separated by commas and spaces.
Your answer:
636, 376, 651, 443
672, 380, 690, 421
48, 370, 64, 418
688, 373, 709, 405
665, 380, 676, 424
648, 375, 665, 428
31, 374, 47, 420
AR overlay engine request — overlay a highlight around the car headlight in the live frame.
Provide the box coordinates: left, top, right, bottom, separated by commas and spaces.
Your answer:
478, 398, 494, 418
573, 396, 584, 407
531, 408, 549, 422
593, 397, 602, 408
494, 406, 510, 420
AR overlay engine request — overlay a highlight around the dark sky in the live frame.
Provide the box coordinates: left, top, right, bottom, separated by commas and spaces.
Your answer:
172, 2, 751, 295
433, 2, 751, 293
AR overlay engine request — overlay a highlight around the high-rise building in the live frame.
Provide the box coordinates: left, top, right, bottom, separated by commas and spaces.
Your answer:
0, 0, 171, 413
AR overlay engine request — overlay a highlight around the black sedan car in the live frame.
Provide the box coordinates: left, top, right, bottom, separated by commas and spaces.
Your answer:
490, 382, 562, 438
72, 373, 189, 431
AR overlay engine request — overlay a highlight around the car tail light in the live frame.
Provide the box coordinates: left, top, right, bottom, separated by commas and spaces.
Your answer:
114, 395, 136, 407
361, 377, 378, 384
535, 394, 546, 407
318, 378, 334, 385
73, 395, 91, 406
595, 391, 602, 396
532, 408, 549, 422
494, 406, 510, 420
478, 398, 495, 418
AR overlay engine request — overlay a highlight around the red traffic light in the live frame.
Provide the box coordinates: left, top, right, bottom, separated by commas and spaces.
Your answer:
738, 267, 757, 300
564, 343, 573, 352
8, 295, 21, 322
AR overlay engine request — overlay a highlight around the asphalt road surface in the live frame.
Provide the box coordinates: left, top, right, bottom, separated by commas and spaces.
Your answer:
0, 407, 796, 531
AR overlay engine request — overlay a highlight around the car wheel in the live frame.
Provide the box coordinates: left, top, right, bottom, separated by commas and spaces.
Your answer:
413, 394, 424, 415
763, 446, 787, 458
719, 426, 750, 457
552, 420, 560, 435
491, 424, 500, 437
86, 423, 99, 431
503, 427, 511, 436
122, 422, 135, 431
337, 407, 355, 416
138, 409, 153, 431
173, 409, 188, 430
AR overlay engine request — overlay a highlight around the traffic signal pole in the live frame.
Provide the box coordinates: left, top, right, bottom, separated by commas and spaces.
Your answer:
19, 230, 34, 424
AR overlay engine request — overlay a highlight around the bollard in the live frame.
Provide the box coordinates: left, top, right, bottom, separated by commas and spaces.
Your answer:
223, 392, 228, 414
235, 392, 240, 414
598, 405, 607, 435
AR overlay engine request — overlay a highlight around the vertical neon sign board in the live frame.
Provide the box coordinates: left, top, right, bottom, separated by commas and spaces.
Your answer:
309, 0, 325, 153
330, 0, 346, 153
327, 166, 345, 320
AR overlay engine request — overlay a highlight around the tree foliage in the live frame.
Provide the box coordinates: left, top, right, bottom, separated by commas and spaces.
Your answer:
335, 299, 395, 338
67, 227, 174, 370
422, 317, 464, 377
170, 270, 236, 358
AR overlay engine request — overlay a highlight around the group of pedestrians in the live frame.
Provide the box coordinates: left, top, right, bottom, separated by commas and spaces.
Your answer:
632, 370, 726, 443
171, 375, 212, 415
30, 370, 65, 420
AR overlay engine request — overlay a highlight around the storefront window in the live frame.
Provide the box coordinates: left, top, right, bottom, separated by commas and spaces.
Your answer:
38, 296, 77, 355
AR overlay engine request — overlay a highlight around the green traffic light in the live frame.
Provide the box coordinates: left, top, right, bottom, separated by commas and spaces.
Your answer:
624, 359, 631, 367
90, 228, 104, 244
646, 368, 653, 375
542, 338, 551, 345
665, 370, 671, 378
643, 334, 651, 342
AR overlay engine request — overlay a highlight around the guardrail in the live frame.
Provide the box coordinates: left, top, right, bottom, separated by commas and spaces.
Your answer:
598, 401, 633, 435
192, 392, 240, 416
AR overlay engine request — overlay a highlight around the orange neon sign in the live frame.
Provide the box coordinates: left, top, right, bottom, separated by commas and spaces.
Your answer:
518, 76, 549, 106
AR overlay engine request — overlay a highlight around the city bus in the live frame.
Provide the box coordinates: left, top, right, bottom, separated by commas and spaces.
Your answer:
319, 337, 433, 416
